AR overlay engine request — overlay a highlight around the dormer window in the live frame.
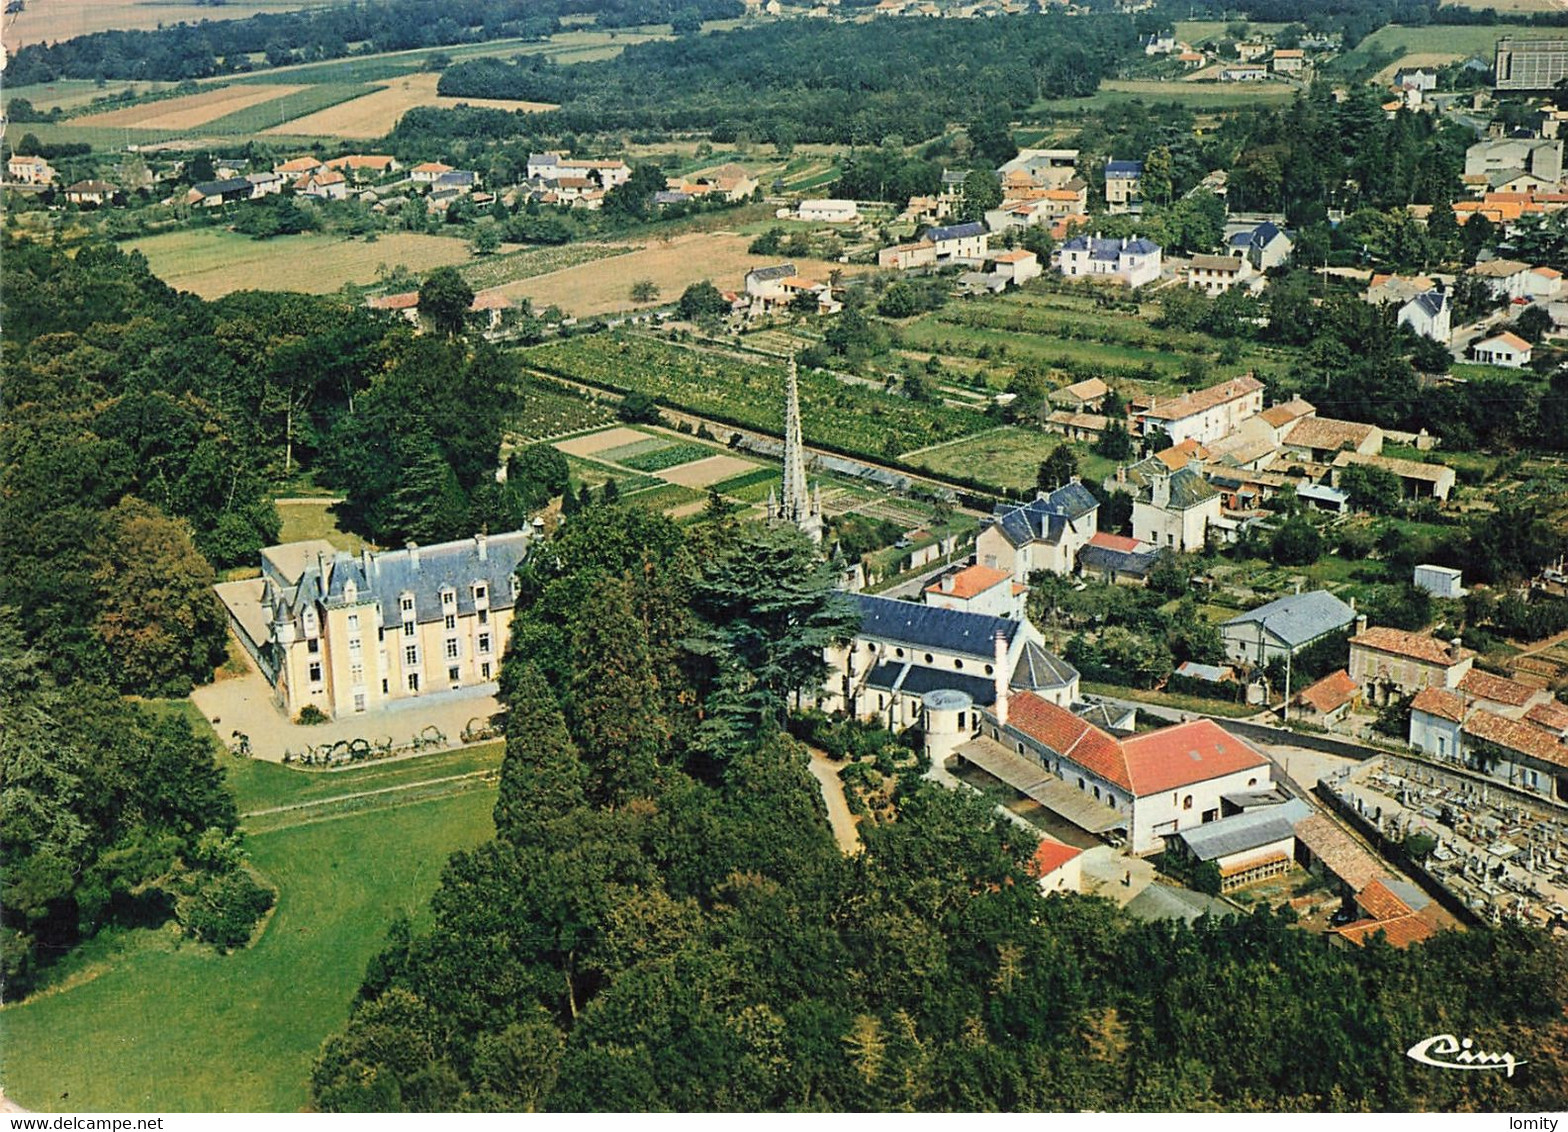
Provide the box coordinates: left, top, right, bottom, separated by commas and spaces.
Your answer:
441, 588, 456, 609
345, 581, 357, 602
400, 594, 415, 615
474, 584, 487, 603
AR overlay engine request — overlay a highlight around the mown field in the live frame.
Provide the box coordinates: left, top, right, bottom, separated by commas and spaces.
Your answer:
906, 426, 1117, 494
259, 72, 556, 138
4, 0, 358, 47
0, 739, 503, 1113
127, 229, 477, 298
524, 332, 994, 461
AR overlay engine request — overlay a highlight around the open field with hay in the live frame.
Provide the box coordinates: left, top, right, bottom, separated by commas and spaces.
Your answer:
3, 78, 176, 113
260, 72, 557, 138
127, 230, 477, 298
497, 231, 862, 319
72, 84, 308, 131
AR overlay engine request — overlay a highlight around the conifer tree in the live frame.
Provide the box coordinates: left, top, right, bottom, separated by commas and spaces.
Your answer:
494, 663, 586, 844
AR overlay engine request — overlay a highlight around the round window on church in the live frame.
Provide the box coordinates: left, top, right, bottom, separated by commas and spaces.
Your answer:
984, 664, 994, 675
924, 653, 933, 664
953, 659, 963, 670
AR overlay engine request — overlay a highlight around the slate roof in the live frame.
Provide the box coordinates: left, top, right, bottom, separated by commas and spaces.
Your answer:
285, 532, 534, 630
435, 170, 477, 188
1012, 639, 1078, 691
1232, 221, 1288, 252
746, 262, 798, 283
1143, 465, 1219, 510
923, 221, 986, 243
988, 483, 1099, 547
1077, 543, 1158, 577
866, 660, 997, 704
1177, 799, 1311, 861
1105, 160, 1143, 177
1061, 234, 1160, 259
192, 178, 252, 198
1404, 289, 1448, 319
1222, 590, 1356, 648
853, 594, 1022, 658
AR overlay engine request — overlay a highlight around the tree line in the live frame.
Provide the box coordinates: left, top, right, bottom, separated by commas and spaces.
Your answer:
435, 15, 1131, 146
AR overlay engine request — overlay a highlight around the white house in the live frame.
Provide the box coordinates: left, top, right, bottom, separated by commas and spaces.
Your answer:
988, 248, 1041, 284
1186, 254, 1253, 295
1471, 330, 1532, 368
1135, 373, 1264, 447
1396, 68, 1437, 91
1220, 65, 1269, 82
977, 482, 1100, 580
7, 154, 56, 185
960, 694, 1274, 854
1104, 160, 1143, 213
924, 563, 1025, 619
1130, 465, 1222, 553
744, 262, 798, 306
1030, 838, 1084, 895
1228, 222, 1293, 271
1056, 234, 1162, 289
409, 161, 454, 184
923, 221, 988, 262
796, 199, 858, 223
1398, 289, 1451, 343
1470, 259, 1534, 301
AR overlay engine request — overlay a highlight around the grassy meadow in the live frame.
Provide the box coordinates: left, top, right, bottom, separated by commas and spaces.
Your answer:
0, 728, 504, 1113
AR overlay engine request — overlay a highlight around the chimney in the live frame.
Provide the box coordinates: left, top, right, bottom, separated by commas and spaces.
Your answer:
317, 551, 327, 597
1355, 614, 1368, 636
362, 547, 373, 579
1116, 464, 1126, 486
1294, 578, 1303, 595
1349, 595, 1356, 612
994, 629, 1010, 727
1151, 471, 1171, 509
941, 573, 956, 593
1449, 636, 1463, 660
407, 541, 420, 570
475, 532, 488, 562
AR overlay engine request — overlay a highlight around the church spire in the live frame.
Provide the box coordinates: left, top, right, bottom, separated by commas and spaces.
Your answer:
772, 354, 823, 544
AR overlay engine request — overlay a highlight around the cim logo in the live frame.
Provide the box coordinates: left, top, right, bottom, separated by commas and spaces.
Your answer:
1406, 1034, 1524, 1077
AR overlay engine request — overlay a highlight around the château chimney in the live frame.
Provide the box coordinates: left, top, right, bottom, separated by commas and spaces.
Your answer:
407, 541, 420, 570
475, 532, 488, 562
362, 547, 373, 580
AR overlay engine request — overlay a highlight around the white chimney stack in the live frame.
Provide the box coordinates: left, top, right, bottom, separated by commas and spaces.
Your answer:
994, 629, 1009, 728
941, 573, 956, 593
475, 532, 488, 562
407, 541, 420, 570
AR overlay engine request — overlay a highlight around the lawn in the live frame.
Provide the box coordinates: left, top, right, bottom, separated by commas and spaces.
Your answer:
275, 499, 365, 554
0, 781, 497, 1112
126, 229, 476, 299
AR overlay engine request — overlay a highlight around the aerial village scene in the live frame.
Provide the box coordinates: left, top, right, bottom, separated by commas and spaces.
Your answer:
4, 0, 1568, 1117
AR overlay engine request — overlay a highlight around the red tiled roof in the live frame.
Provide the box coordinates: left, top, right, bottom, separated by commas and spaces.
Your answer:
1087, 532, 1144, 553
412, 161, 453, 174
1480, 330, 1532, 352
1458, 668, 1537, 707
1335, 913, 1435, 949
926, 564, 1011, 600
368, 291, 420, 310
1029, 837, 1083, 878
470, 291, 511, 311
1143, 374, 1263, 422
1356, 878, 1415, 921
1525, 700, 1568, 734
1410, 686, 1465, 723
1464, 708, 1568, 767
1007, 692, 1132, 792
1120, 719, 1268, 795
1350, 627, 1473, 667
1260, 399, 1315, 428
1298, 669, 1358, 715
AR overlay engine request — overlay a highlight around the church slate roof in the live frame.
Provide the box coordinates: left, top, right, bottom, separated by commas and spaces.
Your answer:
853, 594, 1022, 657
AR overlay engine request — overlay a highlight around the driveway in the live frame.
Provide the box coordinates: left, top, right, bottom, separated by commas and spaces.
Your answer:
191, 647, 503, 762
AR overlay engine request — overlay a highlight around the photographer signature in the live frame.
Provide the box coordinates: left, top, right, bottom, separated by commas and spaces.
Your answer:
1406, 1034, 1524, 1078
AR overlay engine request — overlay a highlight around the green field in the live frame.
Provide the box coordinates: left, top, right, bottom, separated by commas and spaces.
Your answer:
1333, 22, 1547, 75
0, 747, 502, 1112
126, 229, 476, 299
4, 79, 177, 114
617, 442, 718, 472
905, 427, 1114, 493
275, 499, 365, 553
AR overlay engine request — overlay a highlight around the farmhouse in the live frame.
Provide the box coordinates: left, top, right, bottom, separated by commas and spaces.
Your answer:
1055, 233, 1162, 288
977, 481, 1100, 580
295, 170, 349, 200
922, 221, 988, 262
7, 154, 56, 185
1293, 670, 1360, 727
1186, 254, 1252, 295
325, 154, 400, 181
744, 262, 798, 305
1330, 451, 1455, 501
1220, 64, 1269, 82
1220, 590, 1357, 669
1279, 415, 1382, 464
989, 248, 1041, 285
64, 180, 117, 206
1050, 376, 1110, 412
1349, 625, 1474, 704
274, 156, 325, 178
409, 161, 454, 183
1271, 48, 1305, 73
996, 148, 1080, 189
215, 532, 533, 720
184, 178, 254, 207
1135, 373, 1264, 446
877, 241, 938, 270
797, 199, 858, 223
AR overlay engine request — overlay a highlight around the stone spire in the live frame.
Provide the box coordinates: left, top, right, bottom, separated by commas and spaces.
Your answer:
771, 354, 823, 544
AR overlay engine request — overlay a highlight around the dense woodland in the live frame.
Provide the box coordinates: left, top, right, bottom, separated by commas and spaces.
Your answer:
435, 15, 1128, 146
0, 240, 517, 696
308, 505, 1568, 1113
4, 0, 742, 86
